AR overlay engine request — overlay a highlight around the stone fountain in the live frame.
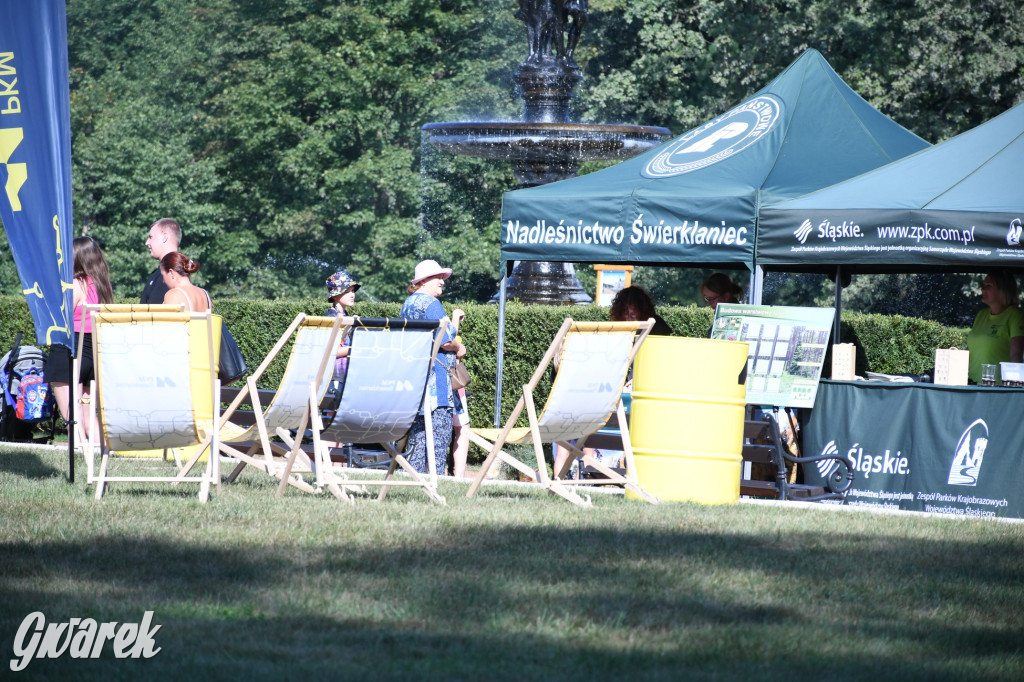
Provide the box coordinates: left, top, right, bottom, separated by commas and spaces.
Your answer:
422, 0, 669, 304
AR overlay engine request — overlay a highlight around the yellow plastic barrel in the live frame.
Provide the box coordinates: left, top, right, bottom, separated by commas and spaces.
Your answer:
626, 337, 748, 504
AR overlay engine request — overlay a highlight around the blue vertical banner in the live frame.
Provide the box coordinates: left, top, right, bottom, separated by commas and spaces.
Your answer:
0, 0, 74, 349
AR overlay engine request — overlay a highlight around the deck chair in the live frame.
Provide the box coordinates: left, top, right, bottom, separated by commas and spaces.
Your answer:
301, 317, 447, 505
84, 310, 219, 502
76, 304, 185, 451
467, 318, 658, 507
180, 313, 345, 496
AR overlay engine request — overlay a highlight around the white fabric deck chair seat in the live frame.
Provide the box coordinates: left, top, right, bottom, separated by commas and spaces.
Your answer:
75, 304, 185, 450
302, 316, 447, 504
467, 318, 658, 507
84, 310, 219, 502
182, 313, 345, 497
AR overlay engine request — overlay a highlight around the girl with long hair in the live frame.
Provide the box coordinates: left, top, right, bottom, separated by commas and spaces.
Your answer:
45, 236, 115, 435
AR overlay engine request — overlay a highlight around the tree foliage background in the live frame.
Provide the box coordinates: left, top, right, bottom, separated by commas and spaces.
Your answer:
1, 0, 1021, 322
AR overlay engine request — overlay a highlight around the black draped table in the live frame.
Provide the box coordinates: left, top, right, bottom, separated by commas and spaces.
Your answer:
802, 380, 1024, 519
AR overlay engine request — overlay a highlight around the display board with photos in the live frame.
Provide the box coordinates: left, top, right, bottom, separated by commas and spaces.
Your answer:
593, 265, 633, 307
710, 304, 835, 408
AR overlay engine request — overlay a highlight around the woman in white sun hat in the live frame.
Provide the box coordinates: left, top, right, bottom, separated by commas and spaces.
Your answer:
400, 259, 466, 474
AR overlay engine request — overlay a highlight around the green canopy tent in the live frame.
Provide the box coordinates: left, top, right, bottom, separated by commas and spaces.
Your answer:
491, 49, 928, 421
499, 49, 928, 275
758, 100, 1024, 339
758, 99, 1024, 273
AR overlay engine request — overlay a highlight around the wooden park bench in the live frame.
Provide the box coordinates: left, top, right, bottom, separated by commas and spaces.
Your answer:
741, 411, 854, 502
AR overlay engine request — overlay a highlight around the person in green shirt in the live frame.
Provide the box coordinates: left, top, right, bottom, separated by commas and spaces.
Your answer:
966, 271, 1024, 383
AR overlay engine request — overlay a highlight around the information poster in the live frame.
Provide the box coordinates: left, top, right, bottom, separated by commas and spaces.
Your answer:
710, 304, 835, 408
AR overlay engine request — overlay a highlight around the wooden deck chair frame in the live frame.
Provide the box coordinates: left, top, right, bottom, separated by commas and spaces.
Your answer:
178, 313, 346, 496
84, 310, 219, 502
466, 318, 658, 507
299, 316, 448, 505
76, 304, 185, 454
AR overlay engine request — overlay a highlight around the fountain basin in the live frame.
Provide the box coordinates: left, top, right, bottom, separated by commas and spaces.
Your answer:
424, 121, 669, 188
423, 121, 669, 164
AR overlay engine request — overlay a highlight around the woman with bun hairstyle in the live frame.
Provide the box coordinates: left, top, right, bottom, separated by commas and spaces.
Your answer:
966, 270, 1024, 383
161, 251, 210, 312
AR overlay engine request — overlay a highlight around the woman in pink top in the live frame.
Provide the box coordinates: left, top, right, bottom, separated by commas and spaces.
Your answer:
45, 237, 114, 435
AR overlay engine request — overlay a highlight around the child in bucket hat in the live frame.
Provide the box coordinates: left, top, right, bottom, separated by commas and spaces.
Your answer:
324, 268, 359, 375
326, 270, 360, 306
322, 269, 360, 459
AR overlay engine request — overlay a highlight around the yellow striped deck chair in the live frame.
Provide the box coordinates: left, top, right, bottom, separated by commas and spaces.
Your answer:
84, 310, 219, 502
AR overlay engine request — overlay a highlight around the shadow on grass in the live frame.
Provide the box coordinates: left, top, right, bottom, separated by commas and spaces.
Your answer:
1, 520, 1022, 681
0, 449, 65, 480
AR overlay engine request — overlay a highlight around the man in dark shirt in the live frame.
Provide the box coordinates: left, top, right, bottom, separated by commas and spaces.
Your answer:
140, 218, 182, 303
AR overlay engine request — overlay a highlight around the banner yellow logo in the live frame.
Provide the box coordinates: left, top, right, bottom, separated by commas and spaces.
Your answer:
0, 127, 27, 211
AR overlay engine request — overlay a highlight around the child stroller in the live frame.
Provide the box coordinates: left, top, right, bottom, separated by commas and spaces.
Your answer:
0, 333, 59, 444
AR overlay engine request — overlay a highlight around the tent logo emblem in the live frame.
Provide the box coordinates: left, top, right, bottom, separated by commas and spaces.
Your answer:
947, 418, 988, 486
794, 219, 814, 244
643, 95, 782, 178
1007, 218, 1022, 247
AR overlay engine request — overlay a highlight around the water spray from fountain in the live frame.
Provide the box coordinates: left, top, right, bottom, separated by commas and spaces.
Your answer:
423, 0, 669, 304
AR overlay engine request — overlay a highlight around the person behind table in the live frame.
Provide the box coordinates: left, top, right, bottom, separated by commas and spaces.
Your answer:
966, 271, 1024, 383
400, 260, 466, 475
141, 218, 182, 303
609, 286, 672, 335
701, 272, 743, 311
161, 252, 211, 312
44, 236, 115, 436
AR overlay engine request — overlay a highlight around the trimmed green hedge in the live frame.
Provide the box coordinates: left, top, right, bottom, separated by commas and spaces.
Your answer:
840, 313, 967, 378
0, 295, 968, 432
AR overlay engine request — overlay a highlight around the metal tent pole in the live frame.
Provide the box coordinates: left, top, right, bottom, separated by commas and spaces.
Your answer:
494, 270, 508, 427
67, 348, 74, 483
750, 264, 764, 305
834, 265, 843, 344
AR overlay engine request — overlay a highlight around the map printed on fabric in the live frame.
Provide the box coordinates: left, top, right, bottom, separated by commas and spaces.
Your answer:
262, 324, 337, 433
323, 326, 436, 444
97, 322, 197, 452
534, 331, 633, 443
711, 304, 835, 408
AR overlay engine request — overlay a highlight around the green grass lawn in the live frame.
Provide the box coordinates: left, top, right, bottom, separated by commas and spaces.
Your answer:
2, 444, 1022, 681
